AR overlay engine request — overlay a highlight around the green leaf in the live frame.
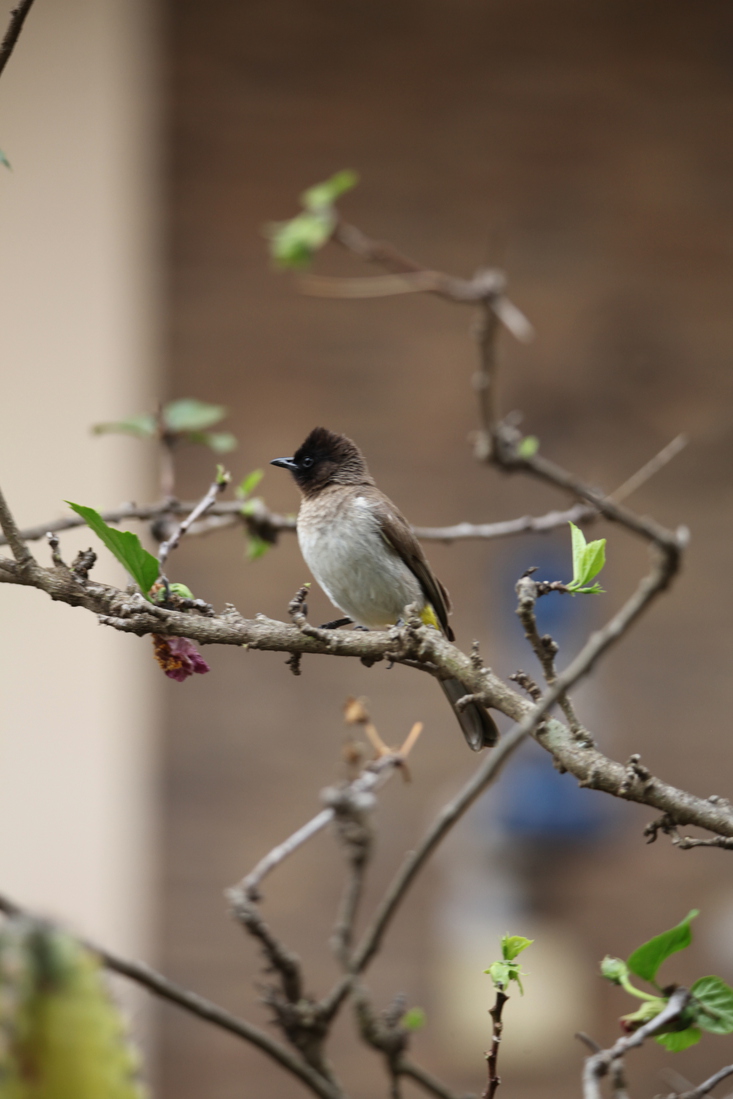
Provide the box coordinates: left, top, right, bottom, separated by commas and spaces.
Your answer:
567, 522, 606, 593
301, 169, 359, 210
238, 469, 264, 498
266, 209, 335, 268
66, 503, 159, 599
502, 935, 533, 961
401, 1007, 426, 1032
0, 147, 11, 169
188, 430, 238, 454
517, 435, 539, 458
627, 910, 699, 984
246, 535, 271, 561
656, 1027, 701, 1052
164, 398, 226, 433
691, 976, 733, 1034
485, 961, 511, 990
92, 413, 157, 439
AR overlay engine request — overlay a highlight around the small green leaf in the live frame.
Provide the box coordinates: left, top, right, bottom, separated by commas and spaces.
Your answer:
238, 469, 264, 498
580, 538, 606, 585
188, 430, 238, 454
627, 910, 699, 984
656, 1027, 701, 1052
301, 169, 359, 210
517, 435, 539, 458
266, 209, 335, 268
485, 961, 512, 990
168, 582, 194, 600
246, 535, 271, 561
601, 956, 630, 984
164, 398, 226, 433
502, 935, 533, 961
567, 522, 606, 593
691, 976, 733, 1034
66, 502, 159, 599
0, 148, 10, 169
92, 413, 157, 439
401, 1007, 426, 1031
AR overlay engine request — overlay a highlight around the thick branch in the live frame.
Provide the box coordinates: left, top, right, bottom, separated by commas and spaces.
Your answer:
2, 532, 730, 842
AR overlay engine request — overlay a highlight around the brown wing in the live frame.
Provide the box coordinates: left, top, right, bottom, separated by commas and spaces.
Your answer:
373, 497, 455, 642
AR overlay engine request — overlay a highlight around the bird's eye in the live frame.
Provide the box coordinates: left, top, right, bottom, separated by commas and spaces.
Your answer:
300, 456, 314, 469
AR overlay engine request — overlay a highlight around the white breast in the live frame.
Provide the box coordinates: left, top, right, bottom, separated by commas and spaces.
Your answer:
297, 495, 423, 628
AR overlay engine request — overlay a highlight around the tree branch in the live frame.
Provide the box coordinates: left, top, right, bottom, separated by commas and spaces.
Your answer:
0, 0, 36, 80
582, 988, 690, 1099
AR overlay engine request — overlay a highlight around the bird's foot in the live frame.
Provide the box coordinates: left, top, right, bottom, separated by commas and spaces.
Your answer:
319, 616, 353, 630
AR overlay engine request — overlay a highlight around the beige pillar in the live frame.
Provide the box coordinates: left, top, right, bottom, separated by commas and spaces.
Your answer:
0, 0, 160, 971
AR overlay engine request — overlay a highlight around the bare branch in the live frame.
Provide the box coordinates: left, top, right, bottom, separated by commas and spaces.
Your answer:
0, 0, 36, 79
158, 472, 230, 570
0, 891, 344, 1099
0, 485, 41, 578
515, 573, 585, 737
483, 990, 508, 1099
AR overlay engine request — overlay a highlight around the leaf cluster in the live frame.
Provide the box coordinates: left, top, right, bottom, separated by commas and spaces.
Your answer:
484, 934, 533, 994
601, 910, 733, 1051
93, 398, 237, 455
567, 521, 606, 593
265, 170, 359, 269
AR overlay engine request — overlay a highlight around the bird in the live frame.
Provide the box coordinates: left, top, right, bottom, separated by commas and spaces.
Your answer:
270, 427, 498, 750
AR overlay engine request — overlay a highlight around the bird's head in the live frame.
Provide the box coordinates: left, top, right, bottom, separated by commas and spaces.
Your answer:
270, 427, 371, 495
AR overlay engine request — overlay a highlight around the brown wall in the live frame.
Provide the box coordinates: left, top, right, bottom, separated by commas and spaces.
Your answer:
160, 2, 733, 1096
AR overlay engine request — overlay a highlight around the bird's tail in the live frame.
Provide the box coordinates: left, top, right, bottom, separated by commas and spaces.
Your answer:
439, 678, 499, 751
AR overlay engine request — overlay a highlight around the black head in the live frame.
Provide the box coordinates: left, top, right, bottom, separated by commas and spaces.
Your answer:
270, 427, 372, 495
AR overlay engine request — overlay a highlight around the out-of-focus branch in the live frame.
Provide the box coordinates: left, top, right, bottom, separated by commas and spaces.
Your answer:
0, 891, 344, 1099
3, 431, 685, 553
666, 1065, 733, 1099
582, 988, 690, 1099
0, 0, 36, 79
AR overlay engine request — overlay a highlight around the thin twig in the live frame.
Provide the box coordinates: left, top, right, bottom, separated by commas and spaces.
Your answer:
398, 1058, 475, 1099
609, 434, 687, 503
0, 891, 343, 1099
671, 1065, 733, 1099
0, 0, 36, 79
483, 990, 508, 1099
515, 574, 584, 736
0, 485, 39, 576
158, 473, 229, 570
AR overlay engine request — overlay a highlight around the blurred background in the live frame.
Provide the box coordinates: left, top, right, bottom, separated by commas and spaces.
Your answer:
1, 0, 733, 1096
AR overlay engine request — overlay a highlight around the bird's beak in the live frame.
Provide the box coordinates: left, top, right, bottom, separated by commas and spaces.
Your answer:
270, 456, 298, 471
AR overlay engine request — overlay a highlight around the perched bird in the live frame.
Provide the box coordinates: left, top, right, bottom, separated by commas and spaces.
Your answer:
271, 427, 498, 750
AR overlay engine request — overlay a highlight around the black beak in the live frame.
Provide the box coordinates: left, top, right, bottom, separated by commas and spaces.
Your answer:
270, 456, 298, 471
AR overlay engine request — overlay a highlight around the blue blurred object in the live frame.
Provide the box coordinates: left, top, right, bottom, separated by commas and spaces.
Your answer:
481, 533, 616, 841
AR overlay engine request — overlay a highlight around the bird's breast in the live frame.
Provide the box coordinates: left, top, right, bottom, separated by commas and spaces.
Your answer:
296, 494, 423, 627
